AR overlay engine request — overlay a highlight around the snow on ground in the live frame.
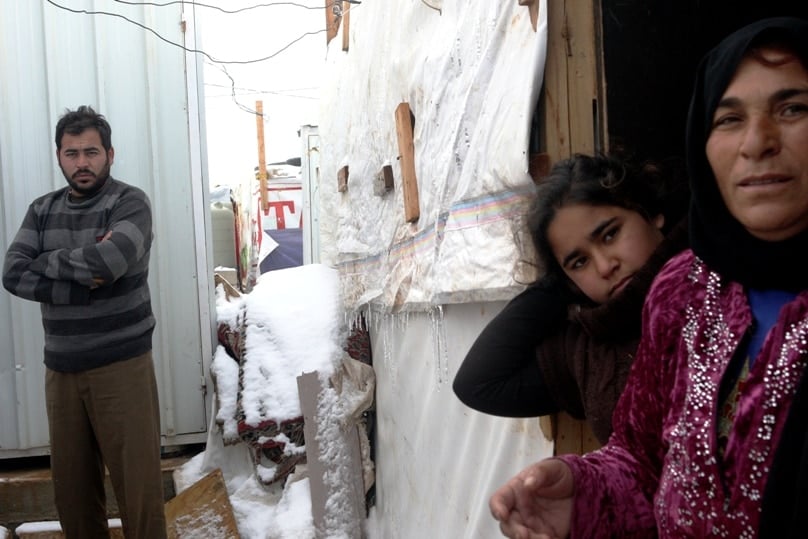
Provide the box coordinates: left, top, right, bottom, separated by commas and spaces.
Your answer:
176, 264, 372, 538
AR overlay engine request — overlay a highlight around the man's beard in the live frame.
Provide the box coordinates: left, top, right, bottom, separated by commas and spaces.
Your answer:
62, 161, 111, 198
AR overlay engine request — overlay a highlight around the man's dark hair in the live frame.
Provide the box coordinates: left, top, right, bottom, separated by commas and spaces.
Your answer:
54, 105, 112, 151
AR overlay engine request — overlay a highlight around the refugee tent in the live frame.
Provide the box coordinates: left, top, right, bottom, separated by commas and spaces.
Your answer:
315, 2, 555, 536
310, 0, 808, 537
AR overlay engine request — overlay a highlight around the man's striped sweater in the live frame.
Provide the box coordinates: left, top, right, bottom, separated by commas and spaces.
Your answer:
2, 177, 155, 372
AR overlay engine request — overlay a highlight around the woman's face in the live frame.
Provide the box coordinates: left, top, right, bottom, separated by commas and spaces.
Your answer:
706, 46, 808, 241
547, 204, 665, 304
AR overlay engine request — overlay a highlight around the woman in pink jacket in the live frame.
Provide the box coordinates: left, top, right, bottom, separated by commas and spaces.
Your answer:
490, 16, 808, 539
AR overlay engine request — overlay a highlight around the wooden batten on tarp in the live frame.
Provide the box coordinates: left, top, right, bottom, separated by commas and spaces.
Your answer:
325, 0, 341, 45
374, 164, 394, 196
342, 1, 351, 51
338, 165, 349, 192
394, 102, 420, 223
325, 0, 353, 47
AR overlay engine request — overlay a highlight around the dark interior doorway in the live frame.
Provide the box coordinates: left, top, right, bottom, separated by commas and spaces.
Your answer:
600, 2, 808, 168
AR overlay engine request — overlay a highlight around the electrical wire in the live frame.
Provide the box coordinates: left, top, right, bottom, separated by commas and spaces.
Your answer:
205, 82, 320, 100
43, 0, 363, 115
113, 0, 360, 13
44, 0, 326, 65
419, 0, 441, 14
113, 0, 329, 14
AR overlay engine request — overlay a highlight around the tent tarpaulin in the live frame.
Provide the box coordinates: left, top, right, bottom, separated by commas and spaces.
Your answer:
319, 2, 547, 313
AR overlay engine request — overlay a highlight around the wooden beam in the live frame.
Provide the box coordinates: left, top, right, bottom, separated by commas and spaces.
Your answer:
325, 0, 341, 45
342, 1, 350, 51
541, 0, 605, 158
337, 165, 349, 193
542, 2, 571, 159
565, 0, 601, 154
374, 164, 394, 196
394, 102, 420, 223
539, 0, 607, 456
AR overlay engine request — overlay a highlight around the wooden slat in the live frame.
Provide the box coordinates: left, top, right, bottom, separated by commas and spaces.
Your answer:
565, 0, 600, 154
325, 0, 340, 45
342, 1, 350, 51
338, 165, 349, 192
394, 102, 420, 223
542, 1, 571, 160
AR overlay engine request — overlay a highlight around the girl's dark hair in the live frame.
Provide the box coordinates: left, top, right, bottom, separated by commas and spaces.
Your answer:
526, 153, 686, 294
54, 105, 112, 151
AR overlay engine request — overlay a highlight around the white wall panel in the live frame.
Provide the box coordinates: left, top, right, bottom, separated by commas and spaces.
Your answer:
0, 0, 213, 455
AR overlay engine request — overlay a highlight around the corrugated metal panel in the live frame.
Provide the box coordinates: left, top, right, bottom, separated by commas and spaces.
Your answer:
0, 1, 214, 455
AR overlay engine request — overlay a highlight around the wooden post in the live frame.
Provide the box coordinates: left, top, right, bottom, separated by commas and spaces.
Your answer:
540, 0, 607, 456
256, 101, 268, 214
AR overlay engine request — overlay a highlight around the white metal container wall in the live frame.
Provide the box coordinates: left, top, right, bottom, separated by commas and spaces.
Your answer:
0, 1, 215, 456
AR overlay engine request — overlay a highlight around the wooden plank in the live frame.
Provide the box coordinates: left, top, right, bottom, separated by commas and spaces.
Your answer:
541, 1, 571, 159
374, 164, 394, 196
394, 102, 420, 223
325, 0, 340, 45
338, 165, 349, 192
342, 1, 350, 51
565, 0, 602, 154
298, 371, 366, 539
165, 468, 240, 539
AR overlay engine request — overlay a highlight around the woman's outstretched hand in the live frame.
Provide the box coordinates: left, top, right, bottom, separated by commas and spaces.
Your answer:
489, 458, 574, 539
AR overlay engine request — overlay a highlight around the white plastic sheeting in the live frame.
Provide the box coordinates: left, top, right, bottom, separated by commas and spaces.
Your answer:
314, 2, 554, 536
319, 2, 548, 313
364, 303, 553, 538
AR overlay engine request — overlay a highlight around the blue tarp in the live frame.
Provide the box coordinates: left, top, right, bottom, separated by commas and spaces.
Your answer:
260, 229, 304, 273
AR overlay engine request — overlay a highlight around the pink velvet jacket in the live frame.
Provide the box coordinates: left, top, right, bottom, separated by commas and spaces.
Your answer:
560, 249, 808, 538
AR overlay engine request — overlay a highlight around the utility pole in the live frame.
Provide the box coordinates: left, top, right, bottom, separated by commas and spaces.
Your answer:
256, 100, 268, 214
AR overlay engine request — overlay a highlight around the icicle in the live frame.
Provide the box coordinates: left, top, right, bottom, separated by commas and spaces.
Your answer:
429, 305, 449, 389
382, 313, 397, 388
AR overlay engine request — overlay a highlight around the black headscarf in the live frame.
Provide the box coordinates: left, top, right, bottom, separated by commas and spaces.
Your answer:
686, 16, 808, 291
690, 19, 808, 538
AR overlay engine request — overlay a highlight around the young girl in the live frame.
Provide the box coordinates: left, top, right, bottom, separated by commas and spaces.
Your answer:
453, 153, 689, 444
